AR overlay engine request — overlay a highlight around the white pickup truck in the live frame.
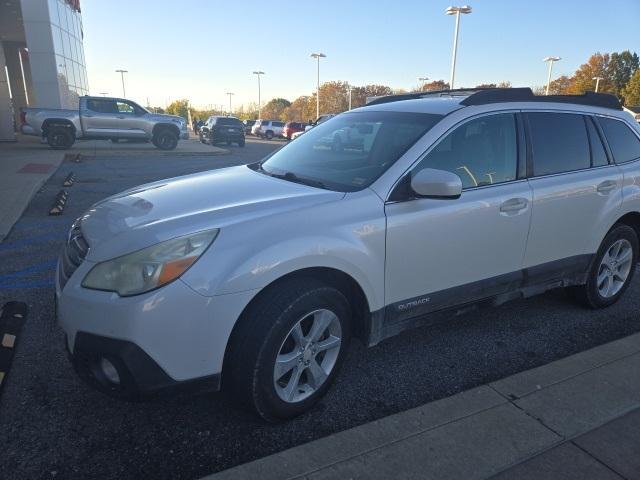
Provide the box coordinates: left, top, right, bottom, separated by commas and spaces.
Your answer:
20, 96, 188, 150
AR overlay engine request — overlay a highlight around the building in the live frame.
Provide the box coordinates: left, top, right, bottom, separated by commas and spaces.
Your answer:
0, 0, 89, 141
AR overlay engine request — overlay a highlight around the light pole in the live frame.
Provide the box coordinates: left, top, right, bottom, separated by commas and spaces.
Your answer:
593, 76, 603, 93
115, 69, 128, 97
543, 57, 561, 95
226, 92, 234, 114
418, 76, 429, 90
347, 83, 353, 110
310, 52, 326, 119
445, 6, 472, 90
253, 71, 265, 118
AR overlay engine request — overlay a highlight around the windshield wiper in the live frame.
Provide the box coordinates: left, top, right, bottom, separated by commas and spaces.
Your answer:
256, 165, 327, 190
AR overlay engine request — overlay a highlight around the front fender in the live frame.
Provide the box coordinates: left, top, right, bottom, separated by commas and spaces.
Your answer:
181, 192, 386, 311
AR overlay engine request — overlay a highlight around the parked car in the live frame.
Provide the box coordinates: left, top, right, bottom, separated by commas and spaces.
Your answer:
243, 119, 256, 135
20, 96, 188, 150
56, 88, 640, 422
199, 116, 245, 147
291, 114, 335, 140
252, 119, 285, 139
623, 106, 640, 122
282, 122, 307, 140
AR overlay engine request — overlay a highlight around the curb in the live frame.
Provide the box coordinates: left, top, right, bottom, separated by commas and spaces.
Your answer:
0, 302, 28, 394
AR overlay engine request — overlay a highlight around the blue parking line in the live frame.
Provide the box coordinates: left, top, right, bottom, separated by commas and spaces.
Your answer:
0, 259, 57, 284
0, 279, 54, 290
0, 232, 65, 251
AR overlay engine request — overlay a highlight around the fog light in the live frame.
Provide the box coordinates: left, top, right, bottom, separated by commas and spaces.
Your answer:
99, 357, 121, 385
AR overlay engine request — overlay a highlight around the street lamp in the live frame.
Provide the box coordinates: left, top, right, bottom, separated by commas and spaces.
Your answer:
115, 69, 128, 97
593, 76, 603, 93
226, 92, 234, 114
445, 5, 472, 90
253, 71, 265, 118
310, 52, 326, 119
543, 57, 561, 95
418, 76, 429, 90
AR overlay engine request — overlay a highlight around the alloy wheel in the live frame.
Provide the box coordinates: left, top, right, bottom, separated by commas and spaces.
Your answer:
273, 309, 342, 403
597, 238, 633, 298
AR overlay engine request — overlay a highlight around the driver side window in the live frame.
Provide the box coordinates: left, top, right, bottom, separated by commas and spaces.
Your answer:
416, 113, 518, 189
116, 101, 136, 114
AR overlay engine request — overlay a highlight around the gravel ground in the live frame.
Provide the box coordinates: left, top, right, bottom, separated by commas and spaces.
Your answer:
1, 137, 639, 480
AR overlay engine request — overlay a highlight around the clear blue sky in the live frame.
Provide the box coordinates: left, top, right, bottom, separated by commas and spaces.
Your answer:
81, 0, 640, 109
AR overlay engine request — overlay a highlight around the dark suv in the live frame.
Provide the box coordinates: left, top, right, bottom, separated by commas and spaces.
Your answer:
200, 116, 245, 147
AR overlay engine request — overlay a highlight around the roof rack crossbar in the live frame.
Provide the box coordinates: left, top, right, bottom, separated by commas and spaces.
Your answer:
367, 87, 622, 110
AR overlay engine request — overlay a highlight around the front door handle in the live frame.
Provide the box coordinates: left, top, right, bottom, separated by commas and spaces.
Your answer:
500, 198, 528, 215
597, 180, 617, 195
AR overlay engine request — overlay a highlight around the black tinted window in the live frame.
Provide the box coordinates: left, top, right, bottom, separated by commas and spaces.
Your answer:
86, 99, 117, 113
528, 113, 590, 176
599, 117, 640, 164
417, 113, 517, 189
217, 118, 242, 126
273, 121, 285, 127
586, 117, 609, 167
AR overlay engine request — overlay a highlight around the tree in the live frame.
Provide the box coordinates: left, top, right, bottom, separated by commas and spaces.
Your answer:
260, 98, 291, 120
350, 84, 394, 109
165, 99, 189, 119
567, 53, 612, 94
547, 75, 574, 95
283, 96, 315, 123
609, 51, 640, 97
420, 80, 450, 92
622, 69, 640, 106
496, 81, 512, 88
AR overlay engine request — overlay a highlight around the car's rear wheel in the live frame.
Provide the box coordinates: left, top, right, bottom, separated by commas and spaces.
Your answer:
226, 278, 351, 421
46, 126, 75, 150
265, 130, 274, 140
152, 129, 178, 150
574, 224, 638, 308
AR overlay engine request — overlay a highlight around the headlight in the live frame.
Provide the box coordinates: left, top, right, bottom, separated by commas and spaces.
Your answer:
82, 229, 218, 296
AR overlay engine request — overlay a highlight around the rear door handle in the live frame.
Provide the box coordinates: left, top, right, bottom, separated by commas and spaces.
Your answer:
597, 180, 617, 194
500, 198, 528, 214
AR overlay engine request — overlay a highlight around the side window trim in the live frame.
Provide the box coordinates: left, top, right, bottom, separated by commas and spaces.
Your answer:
585, 115, 612, 166
388, 110, 522, 202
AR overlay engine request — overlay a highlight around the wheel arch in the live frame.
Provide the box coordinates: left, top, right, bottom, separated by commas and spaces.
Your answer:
152, 122, 180, 137
221, 266, 371, 386
42, 118, 76, 136
613, 211, 640, 241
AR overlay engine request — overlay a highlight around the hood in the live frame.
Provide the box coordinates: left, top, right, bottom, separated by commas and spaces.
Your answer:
148, 113, 186, 124
80, 166, 344, 262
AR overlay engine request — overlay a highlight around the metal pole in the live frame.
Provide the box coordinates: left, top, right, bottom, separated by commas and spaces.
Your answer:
316, 56, 320, 119
545, 61, 554, 95
449, 11, 461, 89
348, 84, 352, 110
121, 72, 126, 97
257, 74, 261, 118
595, 77, 601, 92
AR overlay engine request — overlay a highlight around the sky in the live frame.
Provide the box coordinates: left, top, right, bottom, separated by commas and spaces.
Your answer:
81, 0, 640, 110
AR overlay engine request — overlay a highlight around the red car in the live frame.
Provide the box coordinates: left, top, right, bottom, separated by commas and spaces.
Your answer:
282, 122, 307, 140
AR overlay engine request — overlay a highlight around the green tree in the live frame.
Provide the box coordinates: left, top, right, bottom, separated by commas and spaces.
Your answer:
165, 99, 189, 119
622, 69, 640, 106
260, 98, 291, 120
609, 51, 640, 97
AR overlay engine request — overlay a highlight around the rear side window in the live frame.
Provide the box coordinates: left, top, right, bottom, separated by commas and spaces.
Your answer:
599, 117, 640, 164
528, 113, 590, 176
416, 113, 517, 189
86, 99, 117, 113
273, 121, 285, 127
217, 118, 242, 126
586, 117, 609, 167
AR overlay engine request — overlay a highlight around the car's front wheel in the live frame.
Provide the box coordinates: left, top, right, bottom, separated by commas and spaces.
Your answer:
227, 278, 351, 421
574, 224, 638, 308
152, 129, 178, 150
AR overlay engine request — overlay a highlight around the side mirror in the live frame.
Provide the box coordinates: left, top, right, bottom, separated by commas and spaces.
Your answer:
410, 168, 462, 199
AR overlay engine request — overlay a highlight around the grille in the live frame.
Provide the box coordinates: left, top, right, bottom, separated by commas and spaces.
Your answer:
58, 222, 89, 289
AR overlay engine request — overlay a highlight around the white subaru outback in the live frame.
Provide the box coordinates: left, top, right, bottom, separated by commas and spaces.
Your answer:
56, 88, 640, 421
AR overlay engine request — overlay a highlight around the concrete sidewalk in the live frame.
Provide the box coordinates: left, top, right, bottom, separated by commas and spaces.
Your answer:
207, 332, 640, 479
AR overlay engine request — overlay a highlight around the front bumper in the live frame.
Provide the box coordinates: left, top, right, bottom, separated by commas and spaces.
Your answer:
56, 259, 259, 396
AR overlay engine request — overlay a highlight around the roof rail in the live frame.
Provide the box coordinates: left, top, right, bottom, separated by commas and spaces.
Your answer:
367, 87, 622, 110
460, 88, 622, 110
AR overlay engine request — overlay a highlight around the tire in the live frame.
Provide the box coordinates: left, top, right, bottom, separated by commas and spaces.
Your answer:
152, 129, 178, 150
226, 278, 351, 421
574, 224, 638, 308
265, 130, 274, 140
46, 126, 75, 150
238, 138, 245, 147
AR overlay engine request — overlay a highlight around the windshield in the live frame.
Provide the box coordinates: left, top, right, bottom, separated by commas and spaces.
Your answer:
258, 111, 443, 192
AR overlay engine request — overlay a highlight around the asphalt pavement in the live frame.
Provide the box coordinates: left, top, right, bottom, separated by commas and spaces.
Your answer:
1, 137, 640, 480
